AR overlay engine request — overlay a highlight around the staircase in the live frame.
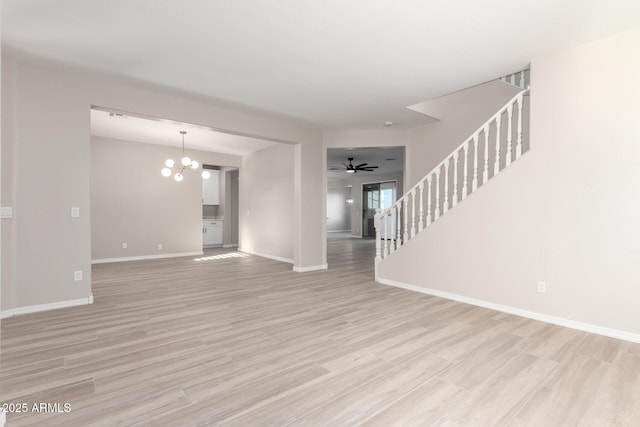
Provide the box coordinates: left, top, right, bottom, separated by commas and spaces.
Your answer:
500, 68, 530, 89
374, 71, 530, 278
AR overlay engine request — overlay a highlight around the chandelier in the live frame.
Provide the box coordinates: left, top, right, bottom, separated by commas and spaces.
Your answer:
161, 131, 211, 181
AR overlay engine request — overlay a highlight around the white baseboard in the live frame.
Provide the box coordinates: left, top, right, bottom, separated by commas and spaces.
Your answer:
1, 409, 5, 427
239, 248, 294, 264
377, 277, 640, 344
293, 264, 328, 273
327, 230, 351, 233
91, 251, 203, 264
223, 243, 238, 248
0, 294, 93, 319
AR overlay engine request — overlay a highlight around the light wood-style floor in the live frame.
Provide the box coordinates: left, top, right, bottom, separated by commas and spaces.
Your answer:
1, 234, 639, 426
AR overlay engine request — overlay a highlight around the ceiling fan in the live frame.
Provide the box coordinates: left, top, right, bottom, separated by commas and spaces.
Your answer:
329, 157, 379, 174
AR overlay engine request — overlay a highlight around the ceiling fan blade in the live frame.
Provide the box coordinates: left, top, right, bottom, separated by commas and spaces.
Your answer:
355, 163, 368, 168
342, 163, 350, 168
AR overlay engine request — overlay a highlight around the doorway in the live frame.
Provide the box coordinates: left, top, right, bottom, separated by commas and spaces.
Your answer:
362, 181, 397, 238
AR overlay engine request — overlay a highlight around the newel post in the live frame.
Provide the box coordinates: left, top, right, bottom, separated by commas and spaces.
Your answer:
374, 208, 382, 280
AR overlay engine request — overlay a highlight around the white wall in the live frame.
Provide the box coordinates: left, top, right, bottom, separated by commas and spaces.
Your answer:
239, 143, 295, 262
327, 186, 351, 232
379, 26, 640, 338
1, 51, 16, 312
1, 56, 324, 312
91, 136, 240, 260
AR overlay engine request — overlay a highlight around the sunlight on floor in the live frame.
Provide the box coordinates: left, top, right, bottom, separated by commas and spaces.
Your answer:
194, 252, 250, 262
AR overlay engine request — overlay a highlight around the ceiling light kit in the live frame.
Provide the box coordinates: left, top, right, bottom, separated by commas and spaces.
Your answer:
161, 131, 210, 181
343, 157, 379, 174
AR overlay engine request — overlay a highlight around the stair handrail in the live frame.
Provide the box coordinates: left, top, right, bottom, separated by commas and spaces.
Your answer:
374, 87, 529, 266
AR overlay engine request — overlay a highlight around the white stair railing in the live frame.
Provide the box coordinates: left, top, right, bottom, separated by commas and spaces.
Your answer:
500, 68, 530, 90
375, 88, 529, 267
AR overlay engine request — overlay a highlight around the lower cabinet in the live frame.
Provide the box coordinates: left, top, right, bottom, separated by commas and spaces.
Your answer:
203, 220, 223, 246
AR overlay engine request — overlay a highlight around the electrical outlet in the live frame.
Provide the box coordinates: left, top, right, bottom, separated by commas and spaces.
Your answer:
158, 243, 163, 250
74, 270, 83, 281
537, 281, 546, 293
122, 242, 128, 249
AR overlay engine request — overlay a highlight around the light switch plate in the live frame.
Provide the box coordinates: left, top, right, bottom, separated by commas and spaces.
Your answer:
0, 207, 13, 219
71, 207, 80, 218
74, 271, 83, 281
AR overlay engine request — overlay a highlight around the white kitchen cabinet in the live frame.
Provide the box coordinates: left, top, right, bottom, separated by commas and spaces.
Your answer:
202, 170, 220, 205
203, 219, 223, 246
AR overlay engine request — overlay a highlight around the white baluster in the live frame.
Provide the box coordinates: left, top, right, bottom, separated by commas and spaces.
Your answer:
403, 197, 409, 242
494, 115, 502, 175
443, 159, 450, 214
383, 209, 389, 257
462, 141, 469, 199
374, 208, 382, 262
426, 176, 432, 226
410, 189, 416, 238
519, 70, 525, 89
509, 74, 515, 85
390, 207, 395, 254
472, 134, 479, 192
506, 103, 513, 166
435, 168, 441, 220
396, 204, 402, 249
516, 93, 524, 159
452, 151, 459, 207
483, 125, 489, 184
418, 182, 424, 232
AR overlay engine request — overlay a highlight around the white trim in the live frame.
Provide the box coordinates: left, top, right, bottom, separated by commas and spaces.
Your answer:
377, 277, 640, 344
327, 230, 351, 233
1, 409, 6, 427
239, 248, 294, 264
222, 243, 238, 248
91, 251, 203, 264
1, 296, 92, 319
293, 264, 328, 273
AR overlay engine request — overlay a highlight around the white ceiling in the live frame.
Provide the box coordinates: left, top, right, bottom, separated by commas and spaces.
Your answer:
90, 109, 277, 156
327, 147, 404, 180
3, 1, 640, 128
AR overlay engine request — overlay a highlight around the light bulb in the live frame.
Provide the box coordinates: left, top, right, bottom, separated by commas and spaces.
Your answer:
202, 170, 211, 179
174, 173, 183, 182
161, 168, 172, 177
190, 160, 199, 169
181, 156, 191, 166
165, 159, 175, 168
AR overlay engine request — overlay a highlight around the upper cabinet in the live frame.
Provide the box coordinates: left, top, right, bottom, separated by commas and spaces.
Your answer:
202, 170, 220, 205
